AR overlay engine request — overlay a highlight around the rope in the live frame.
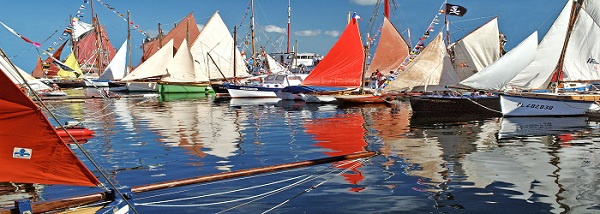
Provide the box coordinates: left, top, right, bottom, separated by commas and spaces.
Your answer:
447, 88, 502, 114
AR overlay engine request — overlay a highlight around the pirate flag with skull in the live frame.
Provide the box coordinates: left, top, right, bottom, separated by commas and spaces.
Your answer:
445, 3, 467, 17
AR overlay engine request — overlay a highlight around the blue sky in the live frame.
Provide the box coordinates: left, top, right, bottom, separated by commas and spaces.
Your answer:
0, 0, 566, 73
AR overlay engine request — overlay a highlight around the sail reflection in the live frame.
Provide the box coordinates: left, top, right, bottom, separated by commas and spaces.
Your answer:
305, 112, 367, 191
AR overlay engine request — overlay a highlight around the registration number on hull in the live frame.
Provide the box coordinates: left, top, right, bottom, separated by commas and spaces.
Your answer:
516, 102, 554, 110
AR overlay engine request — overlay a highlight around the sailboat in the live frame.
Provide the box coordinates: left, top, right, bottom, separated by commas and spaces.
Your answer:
335, 1, 410, 104
157, 38, 210, 94
500, 0, 600, 117
277, 14, 365, 103
121, 39, 174, 92
90, 39, 129, 87
124, 12, 201, 92
189, 11, 249, 96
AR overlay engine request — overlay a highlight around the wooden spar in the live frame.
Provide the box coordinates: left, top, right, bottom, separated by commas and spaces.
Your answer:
0, 151, 376, 213
133, 151, 376, 193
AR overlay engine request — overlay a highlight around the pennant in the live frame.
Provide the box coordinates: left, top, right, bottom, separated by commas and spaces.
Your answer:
351, 12, 362, 20
445, 3, 467, 17
0, 21, 41, 48
52, 59, 74, 71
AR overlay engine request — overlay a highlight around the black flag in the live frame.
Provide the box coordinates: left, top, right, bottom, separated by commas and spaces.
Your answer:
445, 3, 467, 17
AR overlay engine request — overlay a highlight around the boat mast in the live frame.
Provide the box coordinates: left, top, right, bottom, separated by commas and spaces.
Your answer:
251, 0, 257, 67
443, 0, 451, 47
127, 11, 132, 71
233, 26, 238, 82
384, 0, 390, 18
90, 0, 105, 75
551, 0, 582, 86
287, 0, 291, 53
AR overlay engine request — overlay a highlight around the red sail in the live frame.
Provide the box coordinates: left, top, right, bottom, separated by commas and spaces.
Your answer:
300, 19, 365, 87
367, 17, 409, 76
305, 113, 367, 186
76, 25, 117, 74
0, 68, 100, 187
31, 41, 68, 78
139, 13, 200, 64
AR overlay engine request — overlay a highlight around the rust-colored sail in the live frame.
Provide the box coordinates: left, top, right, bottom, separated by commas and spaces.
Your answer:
300, 19, 365, 87
305, 113, 367, 187
367, 17, 409, 76
31, 41, 68, 78
0, 68, 100, 187
76, 25, 117, 74
140, 12, 200, 64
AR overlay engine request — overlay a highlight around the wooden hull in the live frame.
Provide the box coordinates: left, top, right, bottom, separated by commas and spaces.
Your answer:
334, 94, 392, 104
158, 82, 211, 94
53, 79, 86, 88
500, 93, 600, 117
409, 95, 501, 116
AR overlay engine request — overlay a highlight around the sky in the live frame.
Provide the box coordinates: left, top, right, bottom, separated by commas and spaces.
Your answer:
0, 0, 567, 73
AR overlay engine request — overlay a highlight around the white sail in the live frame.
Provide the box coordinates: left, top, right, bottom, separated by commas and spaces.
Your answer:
162, 38, 196, 83
460, 31, 539, 90
562, 0, 600, 81
265, 53, 287, 73
122, 39, 174, 81
0, 50, 50, 91
71, 20, 94, 40
190, 11, 249, 82
451, 17, 501, 81
385, 33, 459, 92
507, 0, 573, 89
99, 39, 128, 81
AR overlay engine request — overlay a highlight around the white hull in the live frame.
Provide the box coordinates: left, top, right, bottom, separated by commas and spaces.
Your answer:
300, 94, 338, 103
84, 79, 109, 87
126, 82, 158, 92
500, 94, 599, 116
227, 88, 279, 98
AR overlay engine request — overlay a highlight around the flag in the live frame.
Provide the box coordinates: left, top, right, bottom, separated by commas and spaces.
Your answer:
0, 21, 41, 48
352, 12, 362, 20
445, 3, 467, 17
52, 59, 75, 71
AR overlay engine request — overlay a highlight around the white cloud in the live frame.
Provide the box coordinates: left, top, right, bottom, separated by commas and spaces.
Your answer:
325, 31, 340, 37
294, 30, 321, 36
350, 0, 378, 6
264, 25, 286, 34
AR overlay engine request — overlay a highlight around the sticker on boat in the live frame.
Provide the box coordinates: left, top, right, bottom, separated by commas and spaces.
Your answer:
13, 147, 32, 159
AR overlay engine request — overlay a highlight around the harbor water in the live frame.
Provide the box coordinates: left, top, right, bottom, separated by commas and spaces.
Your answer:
1, 88, 600, 213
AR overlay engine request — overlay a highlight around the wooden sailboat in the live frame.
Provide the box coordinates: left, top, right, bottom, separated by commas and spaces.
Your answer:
335, 1, 411, 104
500, 0, 600, 117
157, 38, 210, 94
278, 14, 365, 103
121, 39, 174, 92
189, 11, 249, 96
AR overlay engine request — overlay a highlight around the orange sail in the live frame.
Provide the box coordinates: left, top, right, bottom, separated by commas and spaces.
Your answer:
300, 19, 364, 87
0, 67, 100, 187
140, 12, 200, 64
367, 16, 409, 76
305, 113, 367, 186
76, 25, 117, 74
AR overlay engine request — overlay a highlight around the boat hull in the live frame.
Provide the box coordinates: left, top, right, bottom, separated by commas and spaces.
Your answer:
500, 94, 600, 117
126, 82, 158, 92
158, 82, 211, 94
226, 84, 282, 98
334, 94, 392, 104
211, 83, 230, 97
409, 95, 501, 116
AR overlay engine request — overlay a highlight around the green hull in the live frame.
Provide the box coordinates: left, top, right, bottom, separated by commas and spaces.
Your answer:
158, 83, 214, 94
158, 92, 209, 102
